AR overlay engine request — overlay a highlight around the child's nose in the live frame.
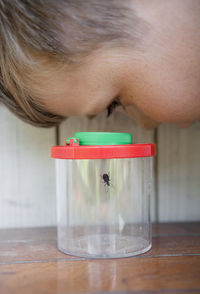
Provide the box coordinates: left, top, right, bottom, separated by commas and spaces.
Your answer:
116, 104, 160, 129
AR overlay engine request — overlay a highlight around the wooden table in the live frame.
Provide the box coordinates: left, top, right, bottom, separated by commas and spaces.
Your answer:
0, 223, 200, 294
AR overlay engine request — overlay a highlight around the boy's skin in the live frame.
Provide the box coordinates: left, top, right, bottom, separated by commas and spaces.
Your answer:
36, 0, 200, 128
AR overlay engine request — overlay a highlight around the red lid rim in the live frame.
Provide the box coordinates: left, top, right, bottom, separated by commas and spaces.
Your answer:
51, 144, 156, 159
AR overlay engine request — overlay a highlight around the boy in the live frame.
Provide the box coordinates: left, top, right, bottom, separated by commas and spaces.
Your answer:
0, 0, 199, 128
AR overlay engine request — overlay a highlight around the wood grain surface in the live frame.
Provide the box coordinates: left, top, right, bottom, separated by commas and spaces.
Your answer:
0, 223, 200, 294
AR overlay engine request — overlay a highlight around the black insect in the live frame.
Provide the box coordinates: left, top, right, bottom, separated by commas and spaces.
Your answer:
101, 172, 111, 187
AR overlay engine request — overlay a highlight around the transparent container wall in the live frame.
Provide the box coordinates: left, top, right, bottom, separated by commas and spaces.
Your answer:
56, 157, 152, 258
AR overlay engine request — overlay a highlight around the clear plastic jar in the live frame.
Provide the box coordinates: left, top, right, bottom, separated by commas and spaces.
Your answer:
52, 132, 156, 258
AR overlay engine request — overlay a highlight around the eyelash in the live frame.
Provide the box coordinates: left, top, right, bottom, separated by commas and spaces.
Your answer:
107, 97, 121, 117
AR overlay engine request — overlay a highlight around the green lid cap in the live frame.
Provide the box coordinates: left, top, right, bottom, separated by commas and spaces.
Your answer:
74, 132, 133, 145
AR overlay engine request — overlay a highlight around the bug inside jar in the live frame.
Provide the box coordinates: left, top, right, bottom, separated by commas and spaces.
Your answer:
101, 172, 111, 187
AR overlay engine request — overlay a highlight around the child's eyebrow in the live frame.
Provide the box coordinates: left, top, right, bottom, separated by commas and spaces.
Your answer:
107, 97, 121, 117
87, 115, 97, 120
86, 97, 121, 119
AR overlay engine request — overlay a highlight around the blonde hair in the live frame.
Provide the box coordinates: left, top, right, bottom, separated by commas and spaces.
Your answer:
0, 0, 142, 127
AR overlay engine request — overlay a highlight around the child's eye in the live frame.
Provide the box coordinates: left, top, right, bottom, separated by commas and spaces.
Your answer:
107, 97, 121, 117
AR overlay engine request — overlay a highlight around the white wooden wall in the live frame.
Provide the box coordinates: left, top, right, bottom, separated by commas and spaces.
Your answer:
0, 105, 56, 228
0, 105, 199, 228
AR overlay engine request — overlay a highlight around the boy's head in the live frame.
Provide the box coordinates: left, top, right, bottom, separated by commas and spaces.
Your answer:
0, 0, 143, 127
0, 0, 200, 128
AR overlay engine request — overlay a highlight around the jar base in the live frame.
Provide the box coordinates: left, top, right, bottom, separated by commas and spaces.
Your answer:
58, 234, 151, 259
